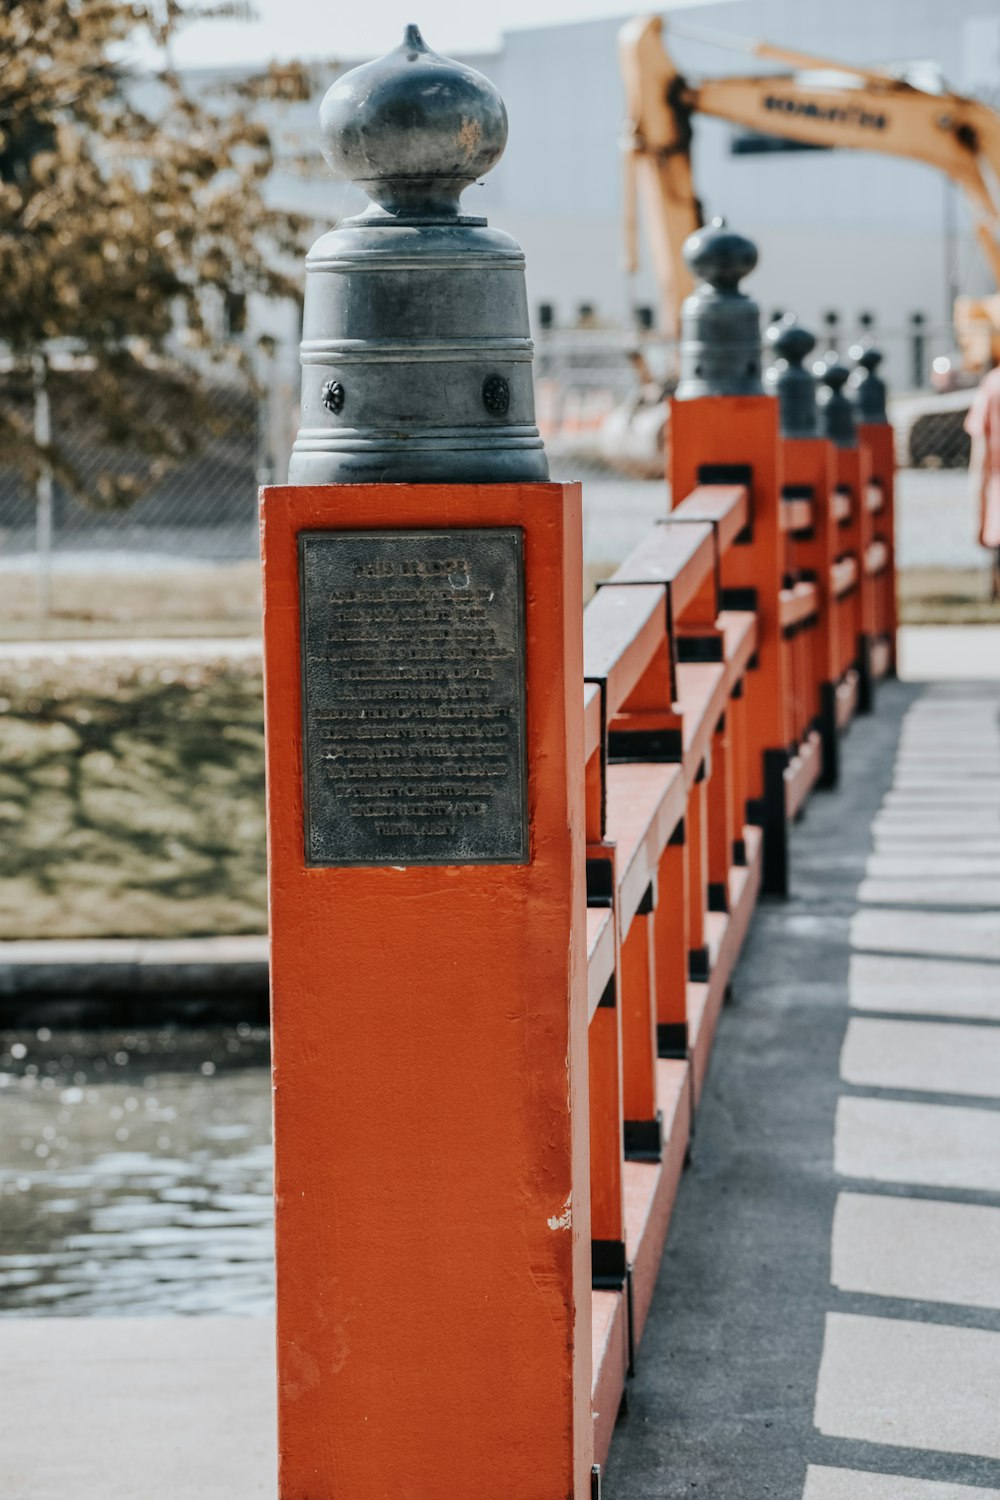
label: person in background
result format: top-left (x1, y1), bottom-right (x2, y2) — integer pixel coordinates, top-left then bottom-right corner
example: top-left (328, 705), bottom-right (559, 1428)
top-left (965, 364), bottom-right (1000, 600)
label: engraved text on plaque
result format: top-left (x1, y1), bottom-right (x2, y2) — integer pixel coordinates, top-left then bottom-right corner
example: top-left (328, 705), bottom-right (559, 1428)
top-left (300, 528), bottom-right (528, 865)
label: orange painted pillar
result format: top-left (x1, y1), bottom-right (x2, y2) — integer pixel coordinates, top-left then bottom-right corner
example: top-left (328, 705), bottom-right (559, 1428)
top-left (670, 394), bottom-right (789, 893)
top-left (589, 973), bottom-right (626, 1287)
top-left (707, 713), bottom-right (734, 912)
top-left (652, 832), bottom-right (689, 1057)
top-left (859, 422), bottom-right (898, 674)
top-left (728, 680), bottom-right (750, 864)
top-left (782, 437), bottom-right (840, 785)
top-left (834, 443), bottom-right (875, 712)
top-left (686, 770), bottom-right (709, 978)
top-left (261, 480), bottom-right (592, 1500)
top-left (619, 899), bottom-right (661, 1157)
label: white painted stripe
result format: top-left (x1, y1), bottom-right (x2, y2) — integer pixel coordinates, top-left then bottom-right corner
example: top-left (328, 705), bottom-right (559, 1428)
top-left (849, 953), bottom-right (1000, 1022)
top-left (887, 792), bottom-right (1000, 804)
top-left (886, 772), bottom-right (999, 785)
top-left (883, 788), bottom-right (1000, 800)
top-left (878, 791), bottom-right (1000, 801)
top-left (865, 855), bottom-right (1000, 877)
top-left (874, 816), bottom-right (1000, 832)
top-left (888, 775), bottom-right (1000, 784)
top-left (804, 1465), bottom-right (1000, 1500)
top-left (872, 853), bottom-right (1000, 869)
top-left (815, 1312), bottom-right (1000, 1459)
top-left (893, 756), bottom-right (1000, 765)
top-left (889, 767), bottom-right (1000, 776)
top-left (873, 833), bottom-right (1000, 848)
top-left (840, 1018), bottom-right (1000, 1099)
top-left (835, 1096), bottom-right (1000, 1192)
top-left (858, 878), bottom-right (1000, 907)
top-left (831, 1193), bottom-right (1000, 1309)
top-left (882, 822), bottom-right (1000, 833)
top-left (902, 700), bottom-right (1000, 711)
top-left (879, 810), bottom-right (1000, 823)
top-left (878, 793), bottom-right (1000, 804)
top-left (851, 908), bottom-right (1000, 962)
top-left (878, 811), bottom-right (1000, 826)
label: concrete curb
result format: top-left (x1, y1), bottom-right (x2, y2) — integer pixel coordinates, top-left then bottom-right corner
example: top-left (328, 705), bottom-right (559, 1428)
top-left (0, 935), bottom-right (269, 1028)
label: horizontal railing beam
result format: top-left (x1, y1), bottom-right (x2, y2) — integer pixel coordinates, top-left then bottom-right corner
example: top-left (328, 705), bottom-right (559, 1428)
top-left (670, 483), bottom-right (750, 550)
top-left (584, 583), bottom-right (669, 722)
top-left (609, 520), bottom-right (715, 622)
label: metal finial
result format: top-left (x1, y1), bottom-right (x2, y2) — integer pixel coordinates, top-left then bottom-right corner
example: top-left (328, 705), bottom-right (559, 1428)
top-left (816, 356), bottom-right (857, 448)
top-left (684, 216), bottom-right (758, 290)
top-left (318, 26), bottom-right (508, 221)
top-left (764, 315), bottom-right (818, 439)
top-left (849, 343), bottom-right (888, 424)
top-left (675, 218), bottom-right (764, 399)
top-left (288, 26), bottom-right (547, 485)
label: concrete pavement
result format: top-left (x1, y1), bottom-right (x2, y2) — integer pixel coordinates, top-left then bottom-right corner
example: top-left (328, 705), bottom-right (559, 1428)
top-left (606, 678), bottom-right (1000, 1499)
top-left (2, 1317), bottom-right (276, 1500)
top-left (3, 679), bottom-right (1000, 1498)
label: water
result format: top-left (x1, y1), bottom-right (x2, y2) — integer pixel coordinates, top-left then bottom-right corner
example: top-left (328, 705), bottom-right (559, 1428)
top-left (0, 1028), bottom-right (274, 1317)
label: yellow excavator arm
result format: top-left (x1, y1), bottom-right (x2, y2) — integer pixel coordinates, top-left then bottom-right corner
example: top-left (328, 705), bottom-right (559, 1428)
top-left (619, 16), bottom-right (701, 335)
top-left (620, 14), bottom-right (1000, 347)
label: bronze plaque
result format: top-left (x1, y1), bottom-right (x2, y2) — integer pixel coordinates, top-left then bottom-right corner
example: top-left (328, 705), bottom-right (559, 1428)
top-left (300, 528), bottom-right (528, 866)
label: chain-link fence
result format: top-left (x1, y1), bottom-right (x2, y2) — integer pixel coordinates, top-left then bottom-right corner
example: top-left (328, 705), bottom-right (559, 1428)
top-left (536, 323), bottom-right (993, 608)
top-left (0, 374), bottom-right (296, 564)
top-left (0, 325), bottom-right (992, 637)
top-left (537, 322), bottom-right (977, 474)
top-left (0, 355), bottom-right (301, 637)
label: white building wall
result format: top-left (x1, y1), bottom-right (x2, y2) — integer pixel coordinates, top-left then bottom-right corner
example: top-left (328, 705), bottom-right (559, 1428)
top-left (468, 0), bottom-right (999, 385)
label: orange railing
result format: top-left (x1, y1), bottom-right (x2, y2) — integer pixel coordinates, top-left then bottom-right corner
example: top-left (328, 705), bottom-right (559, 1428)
top-left (579, 399), bottom-right (896, 1468)
top-left (261, 392), bottom-right (898, 1497)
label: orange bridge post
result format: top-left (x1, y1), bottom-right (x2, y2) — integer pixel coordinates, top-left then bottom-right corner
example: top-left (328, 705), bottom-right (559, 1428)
top-left (261, 31), bottom-right (593, 1500)
top-left (669, 222), bottom-right (790, 895)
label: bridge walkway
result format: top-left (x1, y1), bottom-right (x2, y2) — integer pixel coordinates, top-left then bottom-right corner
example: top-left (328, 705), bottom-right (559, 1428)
top-left (606, 675), bottom-right (1000, 1500)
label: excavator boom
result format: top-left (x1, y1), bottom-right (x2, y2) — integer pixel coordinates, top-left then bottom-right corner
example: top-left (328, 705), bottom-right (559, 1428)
top-left (620, 14), bottom-right (1000, 347)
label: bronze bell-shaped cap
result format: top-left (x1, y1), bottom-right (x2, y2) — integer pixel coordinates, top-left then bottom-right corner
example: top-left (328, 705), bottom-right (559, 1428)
top-left (765, 315), bottom-right (819, 439)
top-left (675, 218), bottom-right (765, 400)
top-left (849, 343), bottom-right (889, 424)
top-left (318, 23), bottom-right (507, 221)
top-left (815, 355), bottom-right (857, 448)
top-left (288, 25), bottom-right (548, 486)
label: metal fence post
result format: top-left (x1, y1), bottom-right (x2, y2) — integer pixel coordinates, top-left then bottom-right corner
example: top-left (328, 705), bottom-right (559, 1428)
top-left (31, 350), bottom-right (54, 620)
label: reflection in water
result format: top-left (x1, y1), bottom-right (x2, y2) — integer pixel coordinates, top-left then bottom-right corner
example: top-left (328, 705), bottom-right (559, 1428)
top-left (0, 1027), bottom-right (274, 1316)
